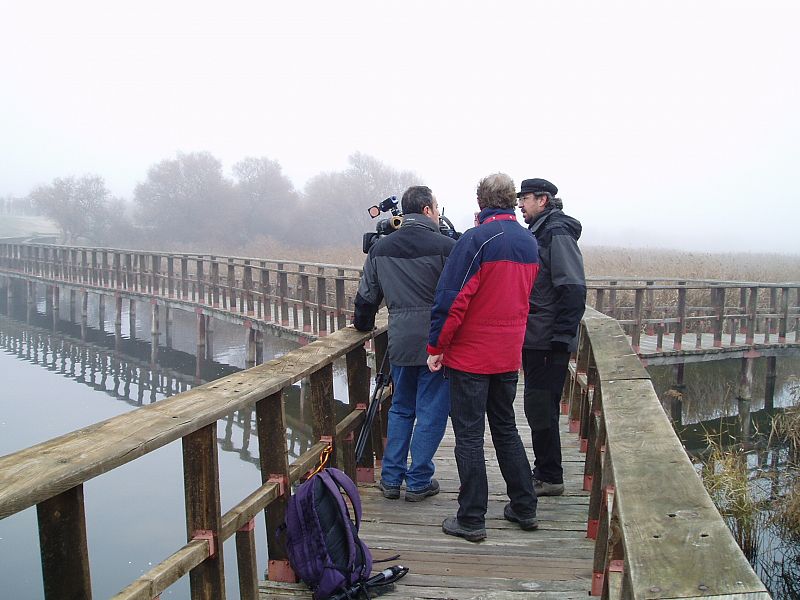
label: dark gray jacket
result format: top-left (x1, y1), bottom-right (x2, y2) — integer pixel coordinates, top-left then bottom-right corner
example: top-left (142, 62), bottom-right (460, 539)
top-left (353, 214), bottom-right (456, 366)
top-left (524, 207), bottom-right (587, 352)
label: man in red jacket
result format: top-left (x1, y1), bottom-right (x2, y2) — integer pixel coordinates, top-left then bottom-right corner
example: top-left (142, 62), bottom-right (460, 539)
top-left (427, 173), bottom-right (540, 542)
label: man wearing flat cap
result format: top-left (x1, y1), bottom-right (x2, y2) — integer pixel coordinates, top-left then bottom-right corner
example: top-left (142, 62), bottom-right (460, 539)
top-left (517, 178), bottom-right (586, 497)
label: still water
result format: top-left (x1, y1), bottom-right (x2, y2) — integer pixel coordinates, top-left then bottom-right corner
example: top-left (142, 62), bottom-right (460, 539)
top-left (0, 292), bottom-right (351, 599)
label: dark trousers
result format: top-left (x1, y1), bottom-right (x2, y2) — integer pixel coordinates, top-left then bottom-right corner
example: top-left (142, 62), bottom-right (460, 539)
top-left (448, 368), bottom-right (537, 528)
top-left (522, 349), bottom-right (570, 485)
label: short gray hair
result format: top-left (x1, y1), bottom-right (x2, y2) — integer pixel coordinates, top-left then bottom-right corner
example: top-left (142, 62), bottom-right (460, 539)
top-left (476, 173), bottom-right (516, 210)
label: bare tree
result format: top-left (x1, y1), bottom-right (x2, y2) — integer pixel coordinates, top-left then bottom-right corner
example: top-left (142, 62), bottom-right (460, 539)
top-left (29, 175), bottom-right (114, 243)
top-left (232, 157), bottom-right (298, 242)
top-left (301, 152), bottom-right (421, 246)
top-left (134, 151), bottom-right (235, 244)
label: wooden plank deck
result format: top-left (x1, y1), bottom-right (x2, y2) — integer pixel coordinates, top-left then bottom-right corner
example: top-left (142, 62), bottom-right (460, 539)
top-left (260, 379), bottom-right (593, 599)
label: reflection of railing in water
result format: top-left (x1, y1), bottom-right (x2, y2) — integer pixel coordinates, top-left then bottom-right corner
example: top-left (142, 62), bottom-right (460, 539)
top-left (0, 309), bottom-right (392, 599)
top-left (0, 313), bottom-right (319, 465)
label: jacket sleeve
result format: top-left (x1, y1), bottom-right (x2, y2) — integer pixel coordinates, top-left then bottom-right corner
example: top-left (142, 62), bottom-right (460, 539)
top-left (352, 255), bottom-right (383, 331)
top-left (427, 236), bottom-right (481, 354)
top-left (549, 232), bottom-right (587, 345)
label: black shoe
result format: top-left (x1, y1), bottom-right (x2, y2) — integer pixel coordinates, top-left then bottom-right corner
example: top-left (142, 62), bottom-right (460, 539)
top-left (442, 516), bottom-right (486, 542)
top-left (378, 480), bottom-right (400, 499)
top-left (503, 503), bottom-right (539, 530)
top-left (405, 478), bottom-right (439, 502)
top-left (533, 478), bottom-right (564, 497)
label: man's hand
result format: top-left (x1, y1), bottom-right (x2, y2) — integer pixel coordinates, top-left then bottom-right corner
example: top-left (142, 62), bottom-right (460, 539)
top-left (427, 353), bottom-right (443, 372)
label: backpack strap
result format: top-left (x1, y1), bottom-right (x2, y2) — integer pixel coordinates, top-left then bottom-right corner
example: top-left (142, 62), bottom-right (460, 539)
top-left (316, 469), bottom-right (359, 570)
top-left (325, 468), bottom-right (363, 529)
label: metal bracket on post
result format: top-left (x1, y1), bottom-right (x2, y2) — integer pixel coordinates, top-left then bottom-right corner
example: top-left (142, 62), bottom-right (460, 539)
top-left (268, 474), bottom-right (289, 499)
top-left (192, 529), bottom-right (216, 558)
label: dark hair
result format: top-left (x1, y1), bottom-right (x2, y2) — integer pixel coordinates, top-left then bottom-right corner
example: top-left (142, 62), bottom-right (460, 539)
top-left (476, 173), bottom-right (516, 209)
top-left (401, 186), bottom-right (434, 214)
top-left (536, 192), bottom-right (564, 210)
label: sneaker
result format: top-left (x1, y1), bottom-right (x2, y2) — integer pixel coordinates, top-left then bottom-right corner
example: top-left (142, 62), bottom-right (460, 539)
top-left (405, 478), bottom-right (440, 502)
top-left (378, 480), bottom-right (400, 499)
top-left (442, 516), bottom-right (486, 542)
top-left (533, 478), bottom-right (565, 497)
top-left (503, 503), bottom-right (539, 531)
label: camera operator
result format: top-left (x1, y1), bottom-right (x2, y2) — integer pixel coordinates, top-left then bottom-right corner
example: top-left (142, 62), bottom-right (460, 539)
top-left (353, 185), bottom-right (456, 502)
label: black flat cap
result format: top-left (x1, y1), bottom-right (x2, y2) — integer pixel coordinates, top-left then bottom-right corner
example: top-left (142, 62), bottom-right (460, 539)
top-left (517, 178), bottom-right (558, 198)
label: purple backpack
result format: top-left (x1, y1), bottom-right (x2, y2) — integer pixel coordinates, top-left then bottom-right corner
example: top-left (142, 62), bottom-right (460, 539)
top-left (284, 468), bottom-right (373, 600)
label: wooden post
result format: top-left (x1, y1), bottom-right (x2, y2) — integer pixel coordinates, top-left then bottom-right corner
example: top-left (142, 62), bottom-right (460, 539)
top-left (317, 268), bottom-right (328, 336)
top-left (256, 390), bottom-right (295, 583)
top-left (608, 283), bottom-right (617, 320)
top-left (746, 287), bottom-right (757, 346)
top-left (260, 262), bottom-right (270, 321)
top-left (310, 363), bottom-right (337, 468)
top-left (227, 259), bottom-right (237, 311)
top-left (113, 253), bottom-right (122, 289)
top-left (595, 288), bottom-right (605, 315)
top-left (674, 287), bottom-right (687, 351)
top-left (210, 258), bottom-right (220, 307)
top-left (167, 256), bottom-right (175, 298)
top-left (181, 256), bottom-right (189, 299)
top-left (631, 288), bottom-right (644, 353)
top-left (278, 264), bottom-right (289, 326)
top-left (196, 257), bottom-right (205, 305)
top-left (244, 261), bottom-right (254, 316)
top-left (37, 485), bottom-right (93, 599)
top-left (779, 287), bottom-right (790, 343)
top-left (346, 344), bottom-right (371, 482)
top-left (335, 268), bottom-right (346, 331)
top-left (300, 266), bottom-right (312, 332)
top-left (196, 310), bottom-right (206, 381)
top-left (713, 287), bottom-right (725, 348)
top-left (182, 424), bottom-right (226, 599)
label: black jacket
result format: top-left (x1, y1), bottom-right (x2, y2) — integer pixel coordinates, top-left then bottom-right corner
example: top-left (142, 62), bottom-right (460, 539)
top-left (353, 214), bottom-right (456, 366)
top-left (524, 207), bottom-right (587, 352)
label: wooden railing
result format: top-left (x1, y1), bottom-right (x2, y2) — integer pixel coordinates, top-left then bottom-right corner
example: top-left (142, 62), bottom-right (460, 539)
top-left (0, 242), bottom-right (363, 336)
top-left (586, 278), bottom-right (800, 353)
top-left (0, 313), bottom-right (391, 600)
top-left (568, 307), bottom-right (770, 599)
top-left (3, 244), bottom-right (799, 354)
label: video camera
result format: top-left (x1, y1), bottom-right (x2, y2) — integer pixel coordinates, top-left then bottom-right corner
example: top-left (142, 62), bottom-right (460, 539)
top-left (362, 196), bottom-right (461, 254)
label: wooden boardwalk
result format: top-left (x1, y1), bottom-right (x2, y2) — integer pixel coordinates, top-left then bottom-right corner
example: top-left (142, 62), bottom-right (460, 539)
top-left (261, 379), bottom-right (593, 599)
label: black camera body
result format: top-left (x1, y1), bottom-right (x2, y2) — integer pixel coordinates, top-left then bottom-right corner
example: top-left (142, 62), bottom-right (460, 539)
top-left (362, 196), bottom-right (461, 254)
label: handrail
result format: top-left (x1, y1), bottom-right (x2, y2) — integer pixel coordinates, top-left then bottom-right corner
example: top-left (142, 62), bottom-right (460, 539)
top-left (569, 307), bottom-right (770, 599)
top-left (0, 310), bottom-right (391, 599)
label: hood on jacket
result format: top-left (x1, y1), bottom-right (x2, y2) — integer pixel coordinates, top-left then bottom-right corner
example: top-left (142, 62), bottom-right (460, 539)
top-left (529, 208), bottom-right (582, 241)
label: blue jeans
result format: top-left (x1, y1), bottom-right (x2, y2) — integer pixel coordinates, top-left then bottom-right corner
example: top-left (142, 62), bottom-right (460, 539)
top-left (448, 368), bottom-right (537, 528)
top-left (381, 365), bottom-right (450, 492)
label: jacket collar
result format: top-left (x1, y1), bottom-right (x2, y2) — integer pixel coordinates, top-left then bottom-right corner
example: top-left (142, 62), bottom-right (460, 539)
top-left (528, 206), bottom-right (560, 233)
top-left (401, 213), bottom-right (437, 231)
top-left (477, 208), bottom-right (516, 224)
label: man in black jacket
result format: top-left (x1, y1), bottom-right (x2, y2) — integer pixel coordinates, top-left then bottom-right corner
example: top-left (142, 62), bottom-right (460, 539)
top-left (518, 178), bottom-right (587, 496)
top-left (353, 186), bottom-right (456, 501)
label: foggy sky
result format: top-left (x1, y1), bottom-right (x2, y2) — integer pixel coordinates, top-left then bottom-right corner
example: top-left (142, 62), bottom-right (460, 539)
top-left (1, 1), bottom-right (798, 253)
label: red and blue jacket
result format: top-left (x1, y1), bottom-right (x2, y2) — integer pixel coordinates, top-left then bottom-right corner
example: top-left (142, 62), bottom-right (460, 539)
top-left (427, 208), bottom-right (539, 374)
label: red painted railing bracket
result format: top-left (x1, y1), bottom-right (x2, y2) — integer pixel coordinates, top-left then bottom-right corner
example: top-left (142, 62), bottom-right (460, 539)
top-left (192, 529), bottom-right (216, 558)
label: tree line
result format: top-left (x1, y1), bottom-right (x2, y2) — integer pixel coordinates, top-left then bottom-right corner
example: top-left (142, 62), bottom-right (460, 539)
top-left (24, 151), bottom-right (421, 249)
